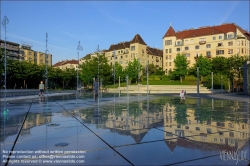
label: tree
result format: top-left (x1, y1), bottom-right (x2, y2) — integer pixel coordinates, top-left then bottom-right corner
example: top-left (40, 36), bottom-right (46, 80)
top-left (80, 53), bottom-right (112, 86)
top-left (124, 58), bottom-right (142, 84)
top-left (173, 53), bottom-right (188, 83)
top-left (211, 56), bottom-right (229, 76)
top-left (192, 54), bottom-right (212, 80)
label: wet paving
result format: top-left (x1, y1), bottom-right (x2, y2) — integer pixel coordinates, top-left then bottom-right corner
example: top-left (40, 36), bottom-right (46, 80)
top-left (1, 92), bottom-right (250, 165)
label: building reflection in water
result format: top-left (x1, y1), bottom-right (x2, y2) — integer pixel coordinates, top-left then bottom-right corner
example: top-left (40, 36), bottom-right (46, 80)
top-left (163, 98), bottom-right (250, 152)
top-left (1, 113), bottom-right (52, 142)
top-left (79, 97), bottom-right (249, 152)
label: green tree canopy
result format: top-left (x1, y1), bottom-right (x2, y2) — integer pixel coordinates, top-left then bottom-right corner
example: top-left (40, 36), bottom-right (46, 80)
top-left (173, 53), bottom-right (188, 83)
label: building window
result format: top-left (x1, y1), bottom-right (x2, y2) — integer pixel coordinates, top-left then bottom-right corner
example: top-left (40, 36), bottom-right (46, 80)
top-left (241, 41), bottom-right (243, 46)
top-left (165, 62), bottom-right (168, 66)
top-left (219, 36), bottom-right (222, 39)
top-left (217, 43), bottom-right (223, 47)
top-left (195, 45), bottom-right (199, 49)
top-left (242, 48), bottom-right (244, 54)
top-left (220, 138), bottom-right (223, 143)
top-left (237, 41), bottom-right (240, 46)
top-left (185, 53), bottom-right (190, 58)
top-left (216, 50), bottom-right (224, 55)
top-left (228, 34), bottom-right (234, 39)
top-left (229, 132), bottom-right (234, 137)
top-left (185, 126), bottom-right (189, 129)
top-left (206, 51), bottom-right (211, 56)
top-left (213, 36), bottom-right (216, 40)
top-left (165, 49), bottom-right (168, 53)
top-left (214, 138), bottom-right (217, 142)
top-left (169, 62), bottom-right (172, 66)
top-left (228, 123), bottom-right (234, 128)
top-left (196, 127), bottom-right (200, 131)
top-left (185, 46), bottom-right (189, 50)
top-left (125, 55), bottom-right (128, 58)
top-left (199, 38), bottom-right (205, 41)
top-left (126, 49), bottom-right (128, 53)
top-left (228, 41), bottom-right (233, 46)
top-left (237, 48), bottom-right (239, 53)
top-left (206, 44), bottom-right (211, 48)
top-left (176, 41), bottom-right (182, 46)
top-left (169, 55), bottom-right (172, 60)
top-left (131, 46), bottom-right (135, 51)
top-left (120, 61), bottom-right (122, 64)
top-left (110, 58), bottom-right (112, 60)
top-left (177, 48), bottom-right (180, 52)
top-left (190, 39), bottom-right (193, 43)
top-left (121, 56), bottom-right (123, 59)
top-left (165, 40), bottom-right (172, 46)
top-left (166, 55), bottom-right (168, 60)
top-left (228, 49), bottom-right (233, 54)
top-left (118, 51), bottom-right (120, 54)
top-left (185, 40), bottom-right (189, 44)
top-left (169, 48), bottom-right (172, 53)
top-left (152, 56), bottom-right (154, 59)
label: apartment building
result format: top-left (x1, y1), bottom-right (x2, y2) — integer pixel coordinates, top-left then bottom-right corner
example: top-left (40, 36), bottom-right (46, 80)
top-left (79, 49), bottom-right (107, 65)
top-left (163, 23), bottom-right (250, 74)
top-left (0, 39), bottom-right (24, 61)
top-left (20, 44), bottom-right (52, 66)
top-left (53, 59), bottom-right (79, 70)
top-left (105, 34), bottom-right (163, 69)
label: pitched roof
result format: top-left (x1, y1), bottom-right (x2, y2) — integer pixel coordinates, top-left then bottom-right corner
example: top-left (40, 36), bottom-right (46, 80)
top-left (130, 34), bottom-right (147, 45)
top-left (163, 23), bottom-right (250, 40)
top-left (53, 59), bottom-right (78, 67)
top-left (146, 47), bottom-right (163, 57)
top-left (163, 26), bottom-right (176, 38)
top-left (108, 41), bottom-right (130, 51)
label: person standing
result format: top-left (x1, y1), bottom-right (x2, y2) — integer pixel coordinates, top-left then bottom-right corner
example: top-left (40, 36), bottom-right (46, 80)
top-left (93, 78), bottom-right (99, 101)
top-left (39, 81), bottom-right (44, 96)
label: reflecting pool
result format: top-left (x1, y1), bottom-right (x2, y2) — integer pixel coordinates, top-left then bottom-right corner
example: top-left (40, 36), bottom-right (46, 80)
top-left (1, 93), bottom-right (249, 165)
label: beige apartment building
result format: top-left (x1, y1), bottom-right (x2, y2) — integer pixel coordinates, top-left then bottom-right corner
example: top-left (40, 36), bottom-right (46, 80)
top-left (53, 59), bottom-right (79, 70)
top-left (79, 50), bottom-right (107, 65)
top-left (163, 23), bottom-right (250, 74)
top-left (20, 44), bottom-right (52, 66)
top-left (105, 34), bottom-right (163, 69)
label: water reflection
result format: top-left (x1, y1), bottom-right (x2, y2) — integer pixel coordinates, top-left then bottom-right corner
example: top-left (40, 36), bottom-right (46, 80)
top-left (1, 113), bottom-right (52, 142)
top-left (79, 97), bottom-right (249, 152)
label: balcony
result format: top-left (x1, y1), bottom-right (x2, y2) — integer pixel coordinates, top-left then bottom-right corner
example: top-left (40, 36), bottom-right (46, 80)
top-left (199, 41), bottom-right (206, 45)
top-left (237, 36), bottom-right (246, 39)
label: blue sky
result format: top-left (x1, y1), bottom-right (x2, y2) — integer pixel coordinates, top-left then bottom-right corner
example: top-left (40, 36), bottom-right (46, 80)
top-left (1, 1), bottom-right (249, 65)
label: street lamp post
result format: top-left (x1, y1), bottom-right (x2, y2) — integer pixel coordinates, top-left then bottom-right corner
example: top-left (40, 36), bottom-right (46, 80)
top-left (2, 15), bottom-right (9, 112)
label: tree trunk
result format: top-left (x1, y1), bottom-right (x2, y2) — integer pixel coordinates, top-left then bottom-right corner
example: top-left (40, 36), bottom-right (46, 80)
top-left (180, 76), bottom-right (182, 83)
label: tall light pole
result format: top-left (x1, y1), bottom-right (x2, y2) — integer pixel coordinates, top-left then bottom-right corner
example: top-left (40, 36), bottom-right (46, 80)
top-left (45, 33), bottom-right (49, 96)
top-left (77, 41), bottom-right (83, 97)
top-left (2, 15), bottom-right (9, 112)
top-left (113, 49), bottom-right (116, 114)
top-left (197, 67), bottom-right (200, 96)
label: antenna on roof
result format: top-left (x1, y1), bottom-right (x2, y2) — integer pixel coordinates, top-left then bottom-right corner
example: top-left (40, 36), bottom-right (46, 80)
top-left (170, 23), bottom-right (172, 27)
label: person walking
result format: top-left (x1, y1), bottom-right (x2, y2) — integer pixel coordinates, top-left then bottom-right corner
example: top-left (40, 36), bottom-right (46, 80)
top-left (39, 81), bottom-right (44, 96)
top-left (93, 78), bottom-right (99, 101)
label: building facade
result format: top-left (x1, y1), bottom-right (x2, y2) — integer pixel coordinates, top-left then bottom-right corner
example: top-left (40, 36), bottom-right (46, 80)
top-left (53, 59), bottom-right (79, 70)
top-left (105, 34), bottom-right (163, 69)
top-left (163, 23), bottom-right (250, 74)
top-left (0, 40), bottom-right (24, 61)
top-left (20, 44), bottom-right (52, 66)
